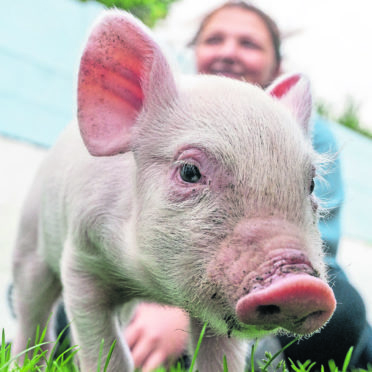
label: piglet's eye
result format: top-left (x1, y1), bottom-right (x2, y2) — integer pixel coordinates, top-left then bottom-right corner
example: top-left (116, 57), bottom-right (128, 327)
top-left (180, 163), bottom-right (201, 183)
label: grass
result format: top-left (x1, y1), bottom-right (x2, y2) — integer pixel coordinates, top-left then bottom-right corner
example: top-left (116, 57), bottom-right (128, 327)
top-left (1, 325), bottom-right (371, 372)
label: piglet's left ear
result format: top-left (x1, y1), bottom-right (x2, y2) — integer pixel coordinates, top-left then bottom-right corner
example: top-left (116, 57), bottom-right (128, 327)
top-left (266, 73), bottom-right (312, 134)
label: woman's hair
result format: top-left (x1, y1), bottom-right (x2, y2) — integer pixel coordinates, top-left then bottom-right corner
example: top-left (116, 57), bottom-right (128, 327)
top-left (189, 1), bottom-right (282, 66)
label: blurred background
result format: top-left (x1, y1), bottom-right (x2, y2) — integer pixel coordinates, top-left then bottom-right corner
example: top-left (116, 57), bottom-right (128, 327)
top-left (1, 0), bottom-right (371, 341)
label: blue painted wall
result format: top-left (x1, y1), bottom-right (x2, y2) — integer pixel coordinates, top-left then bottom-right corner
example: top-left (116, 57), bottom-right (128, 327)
top-left (0, 0), bottom-right (104, 146)
top-left (1, 0), bottom-right (371, 242)
top-left (331, 122), bottom-right (372, 243)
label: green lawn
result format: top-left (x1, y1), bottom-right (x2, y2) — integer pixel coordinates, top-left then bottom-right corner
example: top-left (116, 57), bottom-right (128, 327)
top-left (1, 325), bottom-right (371, 372)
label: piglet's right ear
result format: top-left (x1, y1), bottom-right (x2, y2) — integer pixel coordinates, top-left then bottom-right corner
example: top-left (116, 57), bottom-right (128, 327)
top-left (78, 10), bottom-right (178, 156)
top-left (266, 73), bottom-right (312, 135)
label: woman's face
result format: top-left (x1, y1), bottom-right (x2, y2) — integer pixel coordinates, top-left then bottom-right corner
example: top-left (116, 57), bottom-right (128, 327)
top-left (195, 7), bottom-right (279, 87)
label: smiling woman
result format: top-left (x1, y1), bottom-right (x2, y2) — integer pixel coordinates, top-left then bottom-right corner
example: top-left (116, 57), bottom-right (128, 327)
top-left (191, 2), bottom-right (280, 86)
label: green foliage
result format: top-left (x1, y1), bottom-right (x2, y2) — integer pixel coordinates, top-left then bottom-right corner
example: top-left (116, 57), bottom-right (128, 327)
top-left (76, 0), bottom-right (179, 27)
top-left (287, 345), bottom-right (372, 372)
top-left (315, 98), bottom-right (372, 139)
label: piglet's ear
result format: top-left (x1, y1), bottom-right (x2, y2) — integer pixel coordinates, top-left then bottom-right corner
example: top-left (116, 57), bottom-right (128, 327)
top-left (78, 10), bottom-right (177, 156)
top-left (266, 73), bottom-right (312, 134)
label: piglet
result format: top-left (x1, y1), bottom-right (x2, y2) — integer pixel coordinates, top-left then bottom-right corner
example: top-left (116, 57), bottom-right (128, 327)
top-left (12, 10), bottom-right (336, 372)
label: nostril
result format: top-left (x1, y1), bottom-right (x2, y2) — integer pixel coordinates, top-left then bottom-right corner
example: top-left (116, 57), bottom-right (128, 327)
top-left (257, 304), bottom-right (281, 316)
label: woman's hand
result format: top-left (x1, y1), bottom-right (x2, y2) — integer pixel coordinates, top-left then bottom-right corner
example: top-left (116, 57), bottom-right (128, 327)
top-left (124, 303), bottom-right (190, 372)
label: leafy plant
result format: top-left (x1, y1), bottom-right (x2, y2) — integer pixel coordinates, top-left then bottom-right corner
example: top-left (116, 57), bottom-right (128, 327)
top-left (289, 358), bottom-right (317, 372)
top-left (76, 0), bottom-right (180, 27)
top-left (258, 337), bottom-right (300, 372)
top-left (315, 98), bottom-right (372, 139)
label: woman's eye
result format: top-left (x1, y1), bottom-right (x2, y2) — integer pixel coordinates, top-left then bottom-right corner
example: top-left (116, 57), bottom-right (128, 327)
top-left (180, 163), bottom-right (202, 183)
top-left (240, 39), bottom-right (257, 49)
top-left (203, 35), bottom-right (223, 45)
top-left (310, 179), bottom-right (315, 194)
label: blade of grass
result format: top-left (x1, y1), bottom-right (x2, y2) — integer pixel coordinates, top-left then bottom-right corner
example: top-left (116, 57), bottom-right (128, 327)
top-left (328, 359), bottom-right (338, 372)
top-left (0, 330), bottom-right (10, 366)
top-left (96, 339), bottom-right (104, 372)
top-left (30, 325), bottom-right (41, 362)
top-left (1, 330), bottom-right (5, 363)
top-left (46, 321), bottom-right (74, 370)
top-left (188, 322), bottom-right (208, 372)
top-left (250, 341), bottom-right (256, 372)
top-left (305, 360), bottom-right (317, 372)
top-left (54, 344), bottom-right (79, 368)
top-left (223, 354), bottom-right (229, 372)
top-left (262, 336), bottom-right (300, 372)
top-left (342, 347), bottom-right (353, 372)
top-left (103, 340), bottom-right (116, 372)
top-left (289, 358), bottom-right (316, 372)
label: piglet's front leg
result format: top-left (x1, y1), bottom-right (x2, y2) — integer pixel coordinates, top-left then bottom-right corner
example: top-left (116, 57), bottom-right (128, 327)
top-left (61, 242), bottom-right (134, 372)
top-left (190, 319), bottom-right (247, 372)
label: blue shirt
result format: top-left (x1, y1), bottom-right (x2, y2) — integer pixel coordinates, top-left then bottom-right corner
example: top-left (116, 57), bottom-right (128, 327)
top-left (312, 115), bottom-right (344, 264)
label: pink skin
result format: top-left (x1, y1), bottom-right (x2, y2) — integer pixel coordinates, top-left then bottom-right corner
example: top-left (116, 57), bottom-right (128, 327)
top-left (195, 7), bottom-right (280, 87)
top-left (236, 275), bottom-right (336, 334)
top-left (78, 44), bottom-right (144, 155)
top-left (124, 304), bottom-right (189, 372)
top-left (169, 147), bottom-right (231, 201)
top-left (12, 11), bottom-right (336, 372)
top-left (208, 218), bottom-right (336, 335)
top-left (269, 74), bottom-right (301, 98)
top-left (78, 14), bottom-right (176, 156)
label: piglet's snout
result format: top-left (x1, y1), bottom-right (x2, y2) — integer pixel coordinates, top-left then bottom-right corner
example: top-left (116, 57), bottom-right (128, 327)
top-left (236, 275), bottom-right (336, 335)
